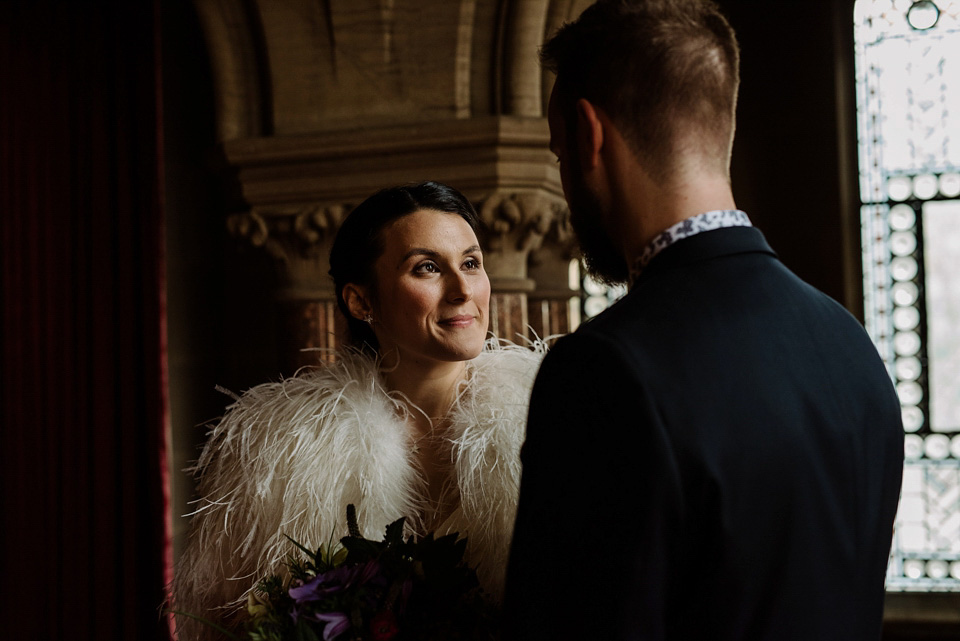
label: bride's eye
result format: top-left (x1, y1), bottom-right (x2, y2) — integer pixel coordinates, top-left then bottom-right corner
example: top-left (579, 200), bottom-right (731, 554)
top-left (463, 257), bottom-right (482, 270)
top-left (414, 261), bottom-right (440, 274)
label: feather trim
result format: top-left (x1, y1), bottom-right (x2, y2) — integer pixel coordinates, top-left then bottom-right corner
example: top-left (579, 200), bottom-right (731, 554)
top-left (172, 340), bottom-right (545, 636)
top-left (442, 337), bottom-right (548, 600)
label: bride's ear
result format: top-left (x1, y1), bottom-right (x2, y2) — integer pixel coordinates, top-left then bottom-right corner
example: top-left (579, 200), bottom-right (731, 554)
top-left (342, 284), bottom-right (373, 321)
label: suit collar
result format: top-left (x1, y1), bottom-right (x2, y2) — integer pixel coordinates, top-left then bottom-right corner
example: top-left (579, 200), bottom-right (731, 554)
top-left (631, 226), bottom-right (778, 288)
top-left (630, 210), bottom-right (752, 284)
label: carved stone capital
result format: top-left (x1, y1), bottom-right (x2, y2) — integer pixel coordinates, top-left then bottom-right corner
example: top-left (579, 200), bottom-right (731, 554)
top-left (528, 199), bottom-right (579, 294)
top-left (226, 202), bottom-right (351, 301)
top-left (478, 190), bottom-right (567, 291)
top-left (526, 199), bottom-right (580, 337)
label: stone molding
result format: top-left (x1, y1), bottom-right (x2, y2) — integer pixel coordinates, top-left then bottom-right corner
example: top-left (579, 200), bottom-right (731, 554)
top-left (222, 116), bottom-right (561, 207)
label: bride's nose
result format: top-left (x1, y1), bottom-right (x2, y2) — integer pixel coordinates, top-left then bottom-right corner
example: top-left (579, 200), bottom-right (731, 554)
top-left (446, 271), bottom-right (473, 303)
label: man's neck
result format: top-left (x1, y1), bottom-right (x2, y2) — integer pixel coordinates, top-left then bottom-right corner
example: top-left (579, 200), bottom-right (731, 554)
top-left (618, 171), bottom-right (737, 263)
top-left (592, 117), bottom-right (736, 277)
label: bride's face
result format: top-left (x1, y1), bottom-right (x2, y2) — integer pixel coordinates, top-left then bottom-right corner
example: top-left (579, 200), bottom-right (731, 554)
top-left (369, 209), bottom-right (490, 364)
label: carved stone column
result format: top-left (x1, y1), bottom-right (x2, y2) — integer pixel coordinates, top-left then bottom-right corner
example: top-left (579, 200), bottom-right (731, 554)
top-left (227, 202), bottom-right (350, 373)
top-left (528, 201), bottom-right (580, 338)
top-left (478, 190), bottom-right (567, 342)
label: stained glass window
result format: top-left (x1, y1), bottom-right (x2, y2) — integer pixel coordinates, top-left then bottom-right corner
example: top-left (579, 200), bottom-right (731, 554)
top-left (855, 0), bottom-right (960, 591)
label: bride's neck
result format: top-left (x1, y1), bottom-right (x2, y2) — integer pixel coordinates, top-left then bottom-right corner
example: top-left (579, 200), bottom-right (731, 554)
top-left (381, 353), bottom-right (467, 530)
top-left (381, 356), bottom-right (467, 434)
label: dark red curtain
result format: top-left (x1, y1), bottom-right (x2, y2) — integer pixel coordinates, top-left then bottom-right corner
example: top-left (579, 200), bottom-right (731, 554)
top-left (0, 1), bottom-right (172, 639)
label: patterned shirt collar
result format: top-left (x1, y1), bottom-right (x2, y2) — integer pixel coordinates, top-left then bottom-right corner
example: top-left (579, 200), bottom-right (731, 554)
top-left (629, 209), bottom-right (752, 286)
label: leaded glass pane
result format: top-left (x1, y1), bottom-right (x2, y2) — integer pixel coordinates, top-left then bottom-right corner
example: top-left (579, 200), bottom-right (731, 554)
top-left (855, 0), bottom-right (960, 591)
top-left (923, 200), bottom-right (960, 431)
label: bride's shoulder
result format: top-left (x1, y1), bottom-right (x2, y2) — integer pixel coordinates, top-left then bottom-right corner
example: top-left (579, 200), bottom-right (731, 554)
top-left (222, 350), bottom-right (376, 411)
top-left (447, 338), bottom-right (550, 450)
top-left (472, 336), bottom-right (550, 378)
top-left (197, 350), bottom-right (390, 456)
top-left (457, 337), bottom-right (551, 407)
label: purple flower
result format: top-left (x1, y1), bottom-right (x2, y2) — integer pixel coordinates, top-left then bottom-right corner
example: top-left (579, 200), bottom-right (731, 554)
top-left (289, 574), bottom-right (343, 602)
top-left (289, 561), bottom-right (382, 604)
top-left (313, 611), bottom-right (350, 641)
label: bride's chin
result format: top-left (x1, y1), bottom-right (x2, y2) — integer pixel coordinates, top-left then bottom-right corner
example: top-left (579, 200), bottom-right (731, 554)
top-left (443, 339), bottom-right (485, 362)
top-left (430, 327), bottom-right (486, 357)
top-left (450, 346), bottom-right (484, 362)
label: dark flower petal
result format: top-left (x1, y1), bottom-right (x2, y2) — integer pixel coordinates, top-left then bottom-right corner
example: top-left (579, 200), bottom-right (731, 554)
top-left (289, 576), bottom-right (325, 602)
top-left (313, 611), bottom-right (350, 641)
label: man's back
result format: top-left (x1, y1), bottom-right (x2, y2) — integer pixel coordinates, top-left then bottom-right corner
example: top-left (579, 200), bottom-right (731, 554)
top-left (505, 226), bottom-right (904, 640)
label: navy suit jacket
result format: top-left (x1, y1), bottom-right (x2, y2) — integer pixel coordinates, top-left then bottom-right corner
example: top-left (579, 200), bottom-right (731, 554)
top-left (503, 226), bottom-right (904, 640)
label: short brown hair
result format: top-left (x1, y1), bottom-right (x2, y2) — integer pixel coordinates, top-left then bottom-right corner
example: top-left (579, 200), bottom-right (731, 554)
top-left (541, 0), bottom-right (740, 182)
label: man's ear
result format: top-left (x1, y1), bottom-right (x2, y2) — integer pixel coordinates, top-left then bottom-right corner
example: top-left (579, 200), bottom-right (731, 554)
top-left (342, 284), bottom-right (373, 321)
top-left (575, 98), bottom-right (605, 170)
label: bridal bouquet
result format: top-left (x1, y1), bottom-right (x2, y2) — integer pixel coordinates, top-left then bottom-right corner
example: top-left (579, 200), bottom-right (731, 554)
top-left (240, 505), bottom-right (498, 641)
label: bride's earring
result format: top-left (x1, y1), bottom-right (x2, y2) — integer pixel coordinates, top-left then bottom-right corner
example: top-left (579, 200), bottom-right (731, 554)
top-left (363, 314), bottom-right (374, 324)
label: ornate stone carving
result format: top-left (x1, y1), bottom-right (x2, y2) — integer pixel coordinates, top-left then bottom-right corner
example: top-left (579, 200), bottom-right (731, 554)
top-left (475, 189), bottom-right (568, 340)
top-left (478, 190), bottom-right (566, 287)
top-left (528, 197), bottom-right (577, 291)
top-left (292, 203), bottom-right (349, 249)
top-left (528, 199), bottom-right (581, 337)
top-left (227, 202), bottom-right (350, 300)
top-left (225, 209), bottom-right (270, 248)
top-left (227, 202), bottom-right (352, 371)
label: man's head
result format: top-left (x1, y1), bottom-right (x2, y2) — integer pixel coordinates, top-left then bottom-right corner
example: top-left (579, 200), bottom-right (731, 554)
top-left (542, 0), bottom-right (740, 284)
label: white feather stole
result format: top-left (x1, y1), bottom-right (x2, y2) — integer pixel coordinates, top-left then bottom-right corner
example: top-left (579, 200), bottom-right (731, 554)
top-left (172, 339), bottom-right (545, 637)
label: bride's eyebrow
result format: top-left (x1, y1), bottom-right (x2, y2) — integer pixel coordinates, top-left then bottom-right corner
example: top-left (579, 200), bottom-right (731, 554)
top-left (398, 245), bottom-right (482, 266)
top-left (399, 248), bottom-right (439, 264)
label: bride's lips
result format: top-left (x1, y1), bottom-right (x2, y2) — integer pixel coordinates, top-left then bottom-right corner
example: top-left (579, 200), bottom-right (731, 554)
top-left (439, 314), bottom-right (475, 328)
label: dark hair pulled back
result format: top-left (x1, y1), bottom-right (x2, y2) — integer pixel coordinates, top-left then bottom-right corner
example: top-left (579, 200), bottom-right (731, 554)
top-left (328, 181), bottom-right (482, 350)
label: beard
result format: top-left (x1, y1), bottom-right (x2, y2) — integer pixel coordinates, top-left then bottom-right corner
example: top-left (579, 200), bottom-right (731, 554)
top-left (565, 164), bottom-right (629, 287)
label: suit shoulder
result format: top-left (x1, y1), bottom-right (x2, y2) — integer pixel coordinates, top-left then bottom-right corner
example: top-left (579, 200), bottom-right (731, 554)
top-left (537, 324), bottom-right (639, 381)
